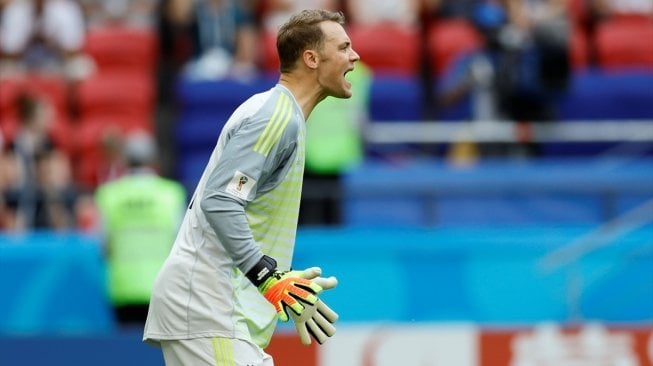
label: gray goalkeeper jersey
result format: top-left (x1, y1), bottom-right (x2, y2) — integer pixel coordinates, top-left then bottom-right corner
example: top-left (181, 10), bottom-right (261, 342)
top-left (144, 84), bottom-right (306, 348)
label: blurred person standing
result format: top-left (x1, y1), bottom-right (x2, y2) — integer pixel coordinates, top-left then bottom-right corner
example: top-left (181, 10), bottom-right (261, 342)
top-left (79, 125), bottom-right (128, 190)
top-left (94, 131), bottom-right (187, 326)
top-left (437, 0), bottom-right (571, 124)
top-left (501, 0), bottom-right (571, 121)
top-left (2, 91), bottom-right (78, 230)
top-left (438, 0), bottom-right (571, 124)
top-left (144, 9), bottom-right (358, 365)
top-left (31, 148), bottom-right (79, 229)
top-left (2, 147), bottom-right (79, 233)
top-left (438, 1), bottom-right (570, 157)
top-left (165, 0), bottom-right (259, 80)
top-left (438, 2), bottom-right (507, 122)
top-left (0, 0), bottom-right (95, 80)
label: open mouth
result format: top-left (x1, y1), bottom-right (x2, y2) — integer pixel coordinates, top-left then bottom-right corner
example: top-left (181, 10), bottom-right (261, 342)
top-left (344, 67), bottom-right (354, 78)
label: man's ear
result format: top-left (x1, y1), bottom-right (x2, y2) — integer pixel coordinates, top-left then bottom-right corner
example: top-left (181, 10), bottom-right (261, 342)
top-left (303, 50), bottom-right (319, 70)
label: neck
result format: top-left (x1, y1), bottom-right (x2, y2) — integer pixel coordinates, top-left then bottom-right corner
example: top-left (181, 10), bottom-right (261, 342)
top-left (278, 73), bottom-right (326, 120)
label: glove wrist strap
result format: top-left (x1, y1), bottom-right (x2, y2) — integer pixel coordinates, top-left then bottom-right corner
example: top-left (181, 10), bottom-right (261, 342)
top-left (245, 255), bottom-right (277, 287)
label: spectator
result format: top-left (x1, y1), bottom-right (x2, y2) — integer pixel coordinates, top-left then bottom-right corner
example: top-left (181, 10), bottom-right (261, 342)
top-left (3, 149), bottom-right (78, 231)
top-left (156, 0), bottom-right (195, 104)
top-left (165, 0), bottom-right (259, 80)
top-left (0, 92), bottom-right (43, 229)
top-left (501, 0), bottom-right (571, 120)
top-left (158, 0), bottom-right (201, 72)
top-left (87, 125), bottom-right (128, 189)
top-left (0, 0), bottom-right (95, 80)
top-left (32, 148), bottom-right (79, 229)
top-left (94, 130), bottom-right (186, 327)
top-left (74, 191), bottom-right (100, 232)
top-left (439, 1), bottom-right (571, 124)
top-left (2, 91), bottom-right (79, 230)
top-left (437, 2), bottom-right (508, 122)
top-left (436, 1), bottom-right (569, 157)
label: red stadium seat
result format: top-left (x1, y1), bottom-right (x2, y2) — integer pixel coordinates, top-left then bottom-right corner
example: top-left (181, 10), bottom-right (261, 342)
top-left (427, 19), bottom-right (482, 76)
top-left (84, 25), bottom-right (159, 74)
top-left (594, 15), bottom-right (653, 70)
top-left (347, 22), bottom-right (420, 76)
top-left (75, 72), bottom-right (155, 123)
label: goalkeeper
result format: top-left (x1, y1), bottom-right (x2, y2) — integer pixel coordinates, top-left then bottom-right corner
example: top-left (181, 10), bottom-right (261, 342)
top-left (144, 9), bottom-right (360, 365)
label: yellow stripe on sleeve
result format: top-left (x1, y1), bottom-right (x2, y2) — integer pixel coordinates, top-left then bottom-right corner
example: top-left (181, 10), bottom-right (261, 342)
top-left (254, 94), bottom-right (285, 153)
top-left (254, 93), bottom-right (292, 156)
top-left (261, 103), bottom-right (293, 156)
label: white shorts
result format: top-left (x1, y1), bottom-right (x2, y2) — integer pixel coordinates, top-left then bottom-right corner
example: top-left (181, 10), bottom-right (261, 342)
top-left (160, 337), bottom-right (274, 366)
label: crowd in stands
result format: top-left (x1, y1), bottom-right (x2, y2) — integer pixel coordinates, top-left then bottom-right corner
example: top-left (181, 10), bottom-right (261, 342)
top-left (1, 0), bottom-right (652, 232)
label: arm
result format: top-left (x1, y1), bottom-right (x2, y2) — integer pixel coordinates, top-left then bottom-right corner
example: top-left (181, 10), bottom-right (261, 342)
top-left (199, 114), bottom-right (295, 275)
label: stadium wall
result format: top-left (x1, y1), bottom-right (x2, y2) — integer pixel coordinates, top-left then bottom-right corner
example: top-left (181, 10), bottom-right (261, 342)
top-left (1, 226), bottom-right (652, 365)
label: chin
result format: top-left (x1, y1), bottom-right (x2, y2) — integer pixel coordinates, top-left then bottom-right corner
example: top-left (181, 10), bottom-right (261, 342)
top-left (336, 88), bottom-right (353, 99)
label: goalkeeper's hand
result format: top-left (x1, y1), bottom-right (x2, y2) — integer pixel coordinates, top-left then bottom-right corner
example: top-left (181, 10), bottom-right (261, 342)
top-left (290, 267), bottom-right (339, 345)
top-left (245, 256), bottom-right (340, 345)
top-left (245, 255), bottom-right (323, 322)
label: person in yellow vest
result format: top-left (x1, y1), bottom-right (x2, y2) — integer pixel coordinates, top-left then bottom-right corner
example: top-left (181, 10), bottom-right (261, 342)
top-left (300, 61), bottom-right (371, 225)
top-left (95, 130), bottom-right (187, 326)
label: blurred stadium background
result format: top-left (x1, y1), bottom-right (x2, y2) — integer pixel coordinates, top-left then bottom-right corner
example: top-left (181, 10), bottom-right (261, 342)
top-left (1, 0), bottom-right (652, 365)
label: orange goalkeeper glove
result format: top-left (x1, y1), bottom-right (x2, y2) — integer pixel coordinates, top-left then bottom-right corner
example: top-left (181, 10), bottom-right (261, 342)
top-left (246, 255), bottom-right (323, 322)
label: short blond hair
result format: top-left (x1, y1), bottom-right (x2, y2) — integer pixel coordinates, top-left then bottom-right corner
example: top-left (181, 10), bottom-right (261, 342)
top-left (276, 9), bottom-right (346, 73)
